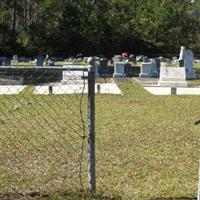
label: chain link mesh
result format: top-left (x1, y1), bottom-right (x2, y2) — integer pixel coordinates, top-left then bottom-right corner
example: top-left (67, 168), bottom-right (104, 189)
top-left (0, 67), bottom-right (89, 198)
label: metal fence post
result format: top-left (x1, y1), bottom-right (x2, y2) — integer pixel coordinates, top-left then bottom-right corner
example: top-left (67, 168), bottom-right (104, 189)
top-left (198, 160), bottom-right (200, 200)
top-left (87, 57), bottom-right (96, 193)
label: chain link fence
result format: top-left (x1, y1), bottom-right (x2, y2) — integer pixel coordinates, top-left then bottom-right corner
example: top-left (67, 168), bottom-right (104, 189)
top-left (0, 64), bottom-right (96, 199)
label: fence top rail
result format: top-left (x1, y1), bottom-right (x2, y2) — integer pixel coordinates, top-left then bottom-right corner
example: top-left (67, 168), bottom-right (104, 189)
top-left (0, 65), bottom-right (89, 71)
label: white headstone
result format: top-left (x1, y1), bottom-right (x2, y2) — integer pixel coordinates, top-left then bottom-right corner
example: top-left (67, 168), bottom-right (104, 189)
top-left (13, 54), bottom-right (18, 62)
top-left (179, 46), bottom-right (186, 60)
top-left (158, 66), bottom-right (187, 87)
top-left (62, 65), bottom-right (88, 84)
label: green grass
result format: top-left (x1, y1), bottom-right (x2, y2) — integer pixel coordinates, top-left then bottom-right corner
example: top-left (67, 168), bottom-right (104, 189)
top-left (13, 61), bottom-right (65, 66)
top-left (1, 81), bottom-right (200, 199)
top-left (13, 61), bottom-right (84, 66)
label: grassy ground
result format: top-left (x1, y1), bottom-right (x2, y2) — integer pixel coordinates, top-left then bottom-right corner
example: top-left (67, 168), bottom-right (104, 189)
top-left (1, 80), bottom-right (200, 200)
top-left (13, 61), bottom-right (65, 66)
top-left (95, 81), bottom-right (200, 200)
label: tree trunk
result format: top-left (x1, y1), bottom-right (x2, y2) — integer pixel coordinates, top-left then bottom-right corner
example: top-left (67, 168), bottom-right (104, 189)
top-left (12, 0), bottom-right (17, 34)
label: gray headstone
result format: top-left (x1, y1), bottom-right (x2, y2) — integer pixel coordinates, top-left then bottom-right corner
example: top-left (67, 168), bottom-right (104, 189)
top-left (143, 56), bottom-right (149, 62)
top-left (139, 61), bottom-right (158, 77)
top-left (36, 55), bottom-right (44, 66)
top-left (155, 58), bottom-right (161, 72)
top-left (184, 50), bottom-right (196, 79)
top-left (2, 58), bottom-right (11, 66)
top-left (98, 58), bottom-right (108, 75)
top-left (13, 54), bottom-right (18, 62)
top-left (113, 62), bottom-right (126, 78)
top-left (124, 63), bottom-right (133, 76)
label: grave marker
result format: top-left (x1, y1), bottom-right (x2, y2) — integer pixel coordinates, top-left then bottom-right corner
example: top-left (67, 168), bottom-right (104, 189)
top-left (158, 66), bottom-right (187, 87)
top-left (184, 50), bottom-right (196, 79)
top-left (139, 60), bottom-right (158, 77)
top-left (36, 55), bottom-right (44, 66)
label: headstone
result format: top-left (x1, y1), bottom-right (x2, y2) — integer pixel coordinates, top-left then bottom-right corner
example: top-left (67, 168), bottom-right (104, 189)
top-left (124, 63), bottom-right (133, 76)
top-left (159, 57), bottom-right (167, 62)
top-left (158, 66), bottom-right (187, 87)
top-left (45, 54), bottom-right (49, 65)
top-left (2, 57), bottom-right (11, 66)
top-left (139, 61), bottom-right (158, 77)
top-left (184, 50), bottom-right (196, 79)
top-left (83, 57), bottom-right (89, 62)
top-left (155, 58), bottom-right (161, 73)
top-left (62, 67), bottom-right (88, 84)
top-left (136, 55), bottom-right (144, 62)
top-left (98, 58), bottom-right (108, 76)
top-left (129, 54), bottom-right (135, 62)
top-left (178, 59), bottom-right (184, 67)
top-left (48, 59), bottom-right (54, 66)
top-left (36, 55), bottom-right (44, 66)
top-left (77, 57), bottom-right (83, 62)
top-left (13, 54), bottom-right (18, 62)
top-left (179, 46), bottom-right (186, 60)
top-left (143, 56), bottom-right (149, 62)
top-left (76, 53), bottom-right (83, 59)
top-left (112, 55), bottom-right (124, 62)
top-left (113, 62), bottom-right (126, 78)
top-left (87, 57), bottom-right (99, 77)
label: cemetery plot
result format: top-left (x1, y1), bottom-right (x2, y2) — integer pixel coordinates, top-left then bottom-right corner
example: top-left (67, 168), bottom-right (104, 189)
top-left (0, 85), bottom-right (26, 95)
top-left (144, 86), bottom-right (200, 95)
top-left (34, 83), bottom-right (121, 95)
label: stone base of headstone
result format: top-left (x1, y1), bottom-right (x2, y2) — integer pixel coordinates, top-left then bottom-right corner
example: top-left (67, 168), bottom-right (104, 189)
top-left (158, 81), bottom-right (187, 87)
top-left (113, 73), bottom-right (126, 78)
top-left (186, 69), bottom-right (196, 79)
top-left (158, 66), bottom-right (188, 87)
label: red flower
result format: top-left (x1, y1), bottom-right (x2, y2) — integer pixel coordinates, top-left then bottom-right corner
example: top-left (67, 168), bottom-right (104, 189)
top-left (122, 52), bottom-right (128, 57)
